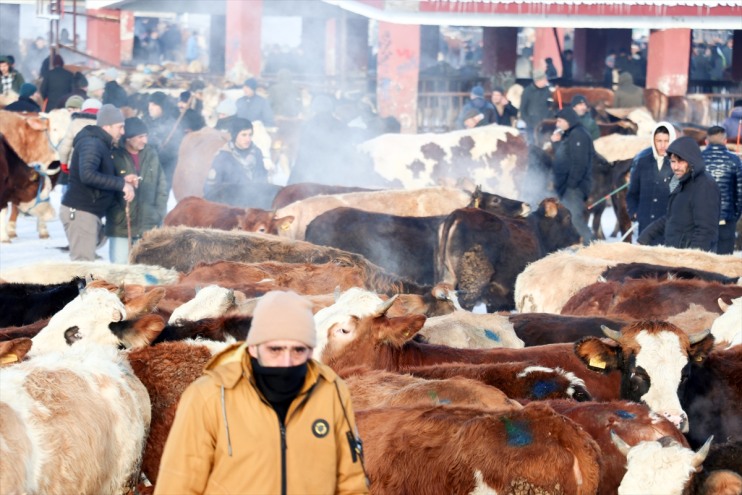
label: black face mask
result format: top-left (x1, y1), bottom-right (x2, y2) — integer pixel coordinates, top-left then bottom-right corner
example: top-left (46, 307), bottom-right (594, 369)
top-left (250, 356), bottom-right (308, 405)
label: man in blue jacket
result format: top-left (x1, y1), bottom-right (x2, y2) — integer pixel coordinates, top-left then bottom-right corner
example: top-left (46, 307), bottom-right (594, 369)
top-left (703, 126), bottom-right (742, 254)
top-left (60, 104), bottom-right (138, 261)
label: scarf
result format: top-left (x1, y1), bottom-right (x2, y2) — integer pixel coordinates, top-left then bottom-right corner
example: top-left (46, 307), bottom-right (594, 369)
top-left (251, 357), bottom-right (308, 424)
top-left (669, 175), bottom-right (681, 193)
top-left (1, 73), bottom-right (13, 95)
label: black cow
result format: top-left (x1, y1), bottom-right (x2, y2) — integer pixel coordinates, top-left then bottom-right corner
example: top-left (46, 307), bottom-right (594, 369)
top-left (601, 262), bottom-right (739, 285)
top-left (510, 313), bottom-right (630, 346)
top-left (435, 198), bottom-right (580, 311)
top-left (0, 277), bottom-right (86, 327)
top-left (305, 191), bottom-right (529, 285)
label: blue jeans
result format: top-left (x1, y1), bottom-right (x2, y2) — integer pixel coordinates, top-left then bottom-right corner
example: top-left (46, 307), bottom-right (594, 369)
top-left (108, 236), bottom-right (139, 264)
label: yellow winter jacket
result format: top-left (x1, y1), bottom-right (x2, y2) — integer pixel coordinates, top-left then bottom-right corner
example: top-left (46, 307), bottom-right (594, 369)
top-left (154, 342), bottom-right (369, 495)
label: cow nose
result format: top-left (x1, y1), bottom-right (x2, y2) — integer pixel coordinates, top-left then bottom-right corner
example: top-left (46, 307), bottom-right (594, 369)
top-left (663, 411), bottom-right (689, 432)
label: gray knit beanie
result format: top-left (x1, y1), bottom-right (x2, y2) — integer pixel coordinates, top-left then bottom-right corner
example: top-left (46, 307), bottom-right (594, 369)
top-left (96, 104), bottom-right (125, 126)
top-left (246, 291), bottom-right (317, 348)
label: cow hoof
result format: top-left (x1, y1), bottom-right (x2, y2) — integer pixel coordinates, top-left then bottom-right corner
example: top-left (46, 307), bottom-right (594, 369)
top-left (39, 233), bottom-right (50, 239)
top-left (8, 232), bottom-right (17, 238)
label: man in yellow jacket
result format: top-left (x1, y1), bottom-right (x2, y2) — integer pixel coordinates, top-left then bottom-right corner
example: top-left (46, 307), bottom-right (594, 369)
top-left (155, 291), bottom-right (369, 495)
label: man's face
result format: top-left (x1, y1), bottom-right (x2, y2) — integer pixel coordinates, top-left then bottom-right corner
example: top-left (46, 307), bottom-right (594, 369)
top-left (243, 85), bottom-right (255, 97)
top-left (104, 123), bottom-right (125, 141)
top-left (126, 133), bottom-right (148, 152)
top-left (234, 128), bottom-right (253, 149)
top-left (177, 100), bottom-right (188, 112)
top-left (670, 155), bottom-right (690, 178)
top-left (573, 102), bottom-right (587, 116)
top-left (491, 91), bottom-right (503, 105)
top-left (0, 62), bottom-right (9, 75)
top-left (148, 102), bottom-right (162, 119)
top-left (556, 117), bottom-right (569, 131)
top-left (534, 78), bottom-right (548, 88)
top-left (249, 339), bottom-right (312, 367)
top-left (654, 132), bottom-right (670, 156)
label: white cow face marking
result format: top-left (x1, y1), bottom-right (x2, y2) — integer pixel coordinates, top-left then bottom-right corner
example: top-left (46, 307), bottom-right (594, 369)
top-left (710, 297), bottom-right (742, 348)
top-left (168, 285), bottom-right (235, 324)
top-left (633, 331), bottom-right (690, 432)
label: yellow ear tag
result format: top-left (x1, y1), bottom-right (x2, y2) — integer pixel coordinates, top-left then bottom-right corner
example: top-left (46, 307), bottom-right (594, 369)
top-left (0, 354), bottom-right (20, 365)
top-left (473, 197), bottom-right (481, 208)
top-left (281, 223), bottom-right (290, 231)
top-left (589, 356), bottom-right (606, 369)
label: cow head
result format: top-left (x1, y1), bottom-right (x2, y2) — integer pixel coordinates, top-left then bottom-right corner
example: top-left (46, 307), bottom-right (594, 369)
top-left (468, 186), bottom-right (531, 217)
top-left (237, 209), bottom-right (294, 235)
top-left (320, 295), bottom-right (426, 369)
top-left (574, 321), bottom-right (714, 432)
top-left (534, 198), bottom-right (581, 252)
top-left (0, 111), bottom-right (60, 168)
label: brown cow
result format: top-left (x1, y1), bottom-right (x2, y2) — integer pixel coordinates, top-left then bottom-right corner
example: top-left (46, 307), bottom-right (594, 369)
top-left (509, 313), bottom-right (630, 346)
top-left (163, 196), bottom-right (293, 234)
top-left (0, 110), bottom-right (59, 169)
top-left (356, 402), bottom-right (601, 495)
top-left (271, 183), bottom-right (375, 209)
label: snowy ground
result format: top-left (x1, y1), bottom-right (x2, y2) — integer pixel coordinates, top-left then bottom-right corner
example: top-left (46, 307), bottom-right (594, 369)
top-left (0, 186), bottom-right (626, 273)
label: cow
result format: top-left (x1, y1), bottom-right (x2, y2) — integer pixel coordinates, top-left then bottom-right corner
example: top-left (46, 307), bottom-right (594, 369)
top-left (355, 402), bottom-right (601, 495)
top-left (0, 261), bottom-right (180, 286)
top-left (0, 277), bottom-right (86, 327)
top-left (271, 183), bottom-right (376, 209)
top-left (574, 321), bottom-right (713, 433)
top-left (319, 298), bottom-right (621, 401)
top-left (711, 297), bottom-right (742, 348)
top-left (546, 400), bottom-right (691, 495)
top-left (435, 198), bottom-right (581, 311)
top-left (275, 186), bottom-right (473, 241)
top-left (611, 433), bottom-right (712, 495)
top-left (600, 262), bottom-right (740, 285)
top-left (510, 313), bottom-right (630, 346)
top-left (575, 241), bottom-right (742, 278)
top-left (163, 196), bottom-right (294, 234)
top-left (357, 125), bottom-right (544, 204)
top-left (0, 110), bottom-right (59, 170)
top-left (561, 279), bottom-right (742, 331)
top-left (305, 192), bottom-right (529, 285)
top-left (166, 284), bottom-right (239, 325)
top-left (343, 368), bottom-right (523, 411)
top-left (402, 362), bottom-right (591, 402)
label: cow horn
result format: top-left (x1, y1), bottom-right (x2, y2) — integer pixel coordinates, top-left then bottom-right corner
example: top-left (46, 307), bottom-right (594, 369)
top-left (610, 430), bottom-right (631, 456)
top-left (692, 436), bottom-right (713, 468)
top-left (688, 329), bottom-right (710, 344)
top-left (601, 325), bottom-right (622, 341)
top-left (718, 297), bottom-right (730, 313)
top-left (375, 295), bottom-right (398, 316)
top-left (334, 286), bottom-right (342, 302)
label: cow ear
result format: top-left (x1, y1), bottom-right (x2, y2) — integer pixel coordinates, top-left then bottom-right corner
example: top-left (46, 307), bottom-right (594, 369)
top-left (275, 216), bottom-right (294, 232)
top-left (574, 337), bottom-right (620, 373)
top-left (543, 199), bottom-right (559, 218)
top-left (124, 287), bottom-right (166, 319)
top-left (113, 314), bottom-right (166, 349)
top-left (379, 314), bottom-right (426, 347)
top-left (0, 338), bottom-right (32, 366)
top-left (688, 331), bottom-right (715, 365)
top-left (26, 117), bottom-right (49, 131)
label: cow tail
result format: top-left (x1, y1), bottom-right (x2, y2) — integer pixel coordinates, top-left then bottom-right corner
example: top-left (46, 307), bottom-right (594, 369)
top-left (221, 385), bottom-right (233, 456)
top-left (437, 217), bottom-right (460, 286)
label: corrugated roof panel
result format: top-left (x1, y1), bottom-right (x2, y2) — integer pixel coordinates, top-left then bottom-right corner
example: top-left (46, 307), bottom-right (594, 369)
top-left (431, 0), bottom-right (738, 5)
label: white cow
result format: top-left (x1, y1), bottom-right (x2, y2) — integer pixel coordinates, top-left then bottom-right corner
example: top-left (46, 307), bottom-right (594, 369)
top-left (711, 297), bottom-right (742, 348)
top-left (0, 261), bottom-right (180, 286)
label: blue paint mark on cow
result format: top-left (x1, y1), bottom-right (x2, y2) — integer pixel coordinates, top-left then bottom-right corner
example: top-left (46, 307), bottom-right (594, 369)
top-left (531, 380), bottom-right (559, 399)
top-left (616, 410), bottom-right (636, 419)
top-left (500, 417), bottom-right (533, 446)
top-left (484, 329), bottom-right (500, 342)
top-left (145, 274), bottom-right (158, 285)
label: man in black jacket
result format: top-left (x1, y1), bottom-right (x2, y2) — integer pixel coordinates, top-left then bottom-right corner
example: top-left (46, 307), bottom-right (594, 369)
top-left (550, 107), bottom-right (594, 243)
top-left (639, 136), bottom-right (720, 252)
top-left (4, 83), bottom-right (41, 113)
top-left (60, 104), bottom-right (138, 261)
top-left (519, 69), bottom-right (552, 144)
top-left (702, 126), bottom-right (742, 254)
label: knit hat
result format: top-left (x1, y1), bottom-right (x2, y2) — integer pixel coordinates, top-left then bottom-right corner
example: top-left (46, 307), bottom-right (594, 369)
top-left (123, 117), bottom-right (148, 139)
top-left (65, 95), bottom-right (85, 109)
top-left (0, 55), bottom-right (9, 64)
top-left (556, 107), bottom-right (580, 128)
top-left (246, 291), bottom-right (317, 348)
top-left (96, 104), bottom-right (125, 126)
top-left (470, 86), bottom-right (484, 99)
top-left (19, 83), bottom-right (37, 99)
top-left (179, 90), bottom-right (191, 103)
top-left (231, 117), bottom-right (253, 140)
top-left (87, 76), bottom-right (104, 93)
top-left (533, 69), bottom-right (547, 81)
top-left (82, 98), bottom-right (102, 112)
top-left (216, 98), bottom-right (237, 117)
top-left (571, 94), bottom-right (588, 107)
top-left (243, 78), bottom-right (258, 91)
top-left (149, 91), bottom-right (168, 108)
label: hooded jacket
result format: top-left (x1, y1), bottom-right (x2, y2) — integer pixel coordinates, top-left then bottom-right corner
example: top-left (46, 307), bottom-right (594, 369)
top-left (61, 125), bottom-right (125, 217)
top-left (154, 343), bottom-right (368, 495)
top-left (552, 108), bottom-right (594, 200)
top-left (663, 136), bottom-right (720, 251)
top-left (626, 122), bottom-right (677, 233)
top-left (702, 142), bottom-right (742, 223)
top-left (613, 72), bottom-right (645, 108)
top-left (203, 141), bottom-right (268, 202)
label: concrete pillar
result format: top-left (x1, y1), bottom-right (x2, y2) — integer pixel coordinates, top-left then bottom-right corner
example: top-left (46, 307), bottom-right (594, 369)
top-left (346, 16), bottom-right (369, 75)
top-left (86, 8), bottom-right (121, 67)
top-left (377, 22), bottom-right (420, 133)
top-left (209, 15), bottom-right (226, 75)
top-left (420, 25), bottom-right (439, 72)
top-left (120, 11), bottom-right (135, 65)
top-left (301, 18), bottom-right (326, 75)
top-left (533, 28), bottom-right (564, 75)
top-left (225, 0), bottom-right (262, 78)
top-left (0, 4), bottom-right (20, 60)
top-left (732, 30), bottom-right (742, 83)
top-left (482, 27), bottom-right (517, 77)
top-left (646, 29), bottom-right (691, 96)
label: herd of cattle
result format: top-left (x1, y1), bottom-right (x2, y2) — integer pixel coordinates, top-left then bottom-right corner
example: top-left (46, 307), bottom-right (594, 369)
top-left (1, 87), bottom-right (742, 494)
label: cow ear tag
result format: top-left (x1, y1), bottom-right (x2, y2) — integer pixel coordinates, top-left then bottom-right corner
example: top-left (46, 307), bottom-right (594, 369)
top-left (281, 223), bottom-right (290, 231)
top-left (0, 354), bottom-right (20, 365)
top-left (589, 356), bottom-right (606, 369)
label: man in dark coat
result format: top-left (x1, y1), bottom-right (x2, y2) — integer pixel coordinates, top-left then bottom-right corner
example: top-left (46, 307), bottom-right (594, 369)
top-left (639, 137), bottom-right (720, 252)
top-left (570, 94), bottom-right (599, 141)
top-left (519, 69), bottom-right (553, 144)
top-left (455, 86), bottom-right (495, 129)
top-left (60, 104), bottom-right (138, 261)
top-left (626, 122), bottom-right (677, 234)
top-left (702, 126), bottom-right (742, 254)
top-left (236, 78), bottom-right (275, 127)
top-left (550, 107), bottom-right (594, 243)
top-left (40, 54), bottom-right (74, 111)
top-left (4, 83), bottom-right (41, 113)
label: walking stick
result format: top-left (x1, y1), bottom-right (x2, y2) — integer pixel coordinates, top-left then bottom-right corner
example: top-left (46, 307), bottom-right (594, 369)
top-left (162, 94), bottom-right (195, 149)
top-left (620, 222), bottom-right (636, 243)
top-left (587, 182), bottom-right (629, 210)
top-left (556, 88), bottom-right (563, 110)
top-left (126, 201), bottom-right (133, 257)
